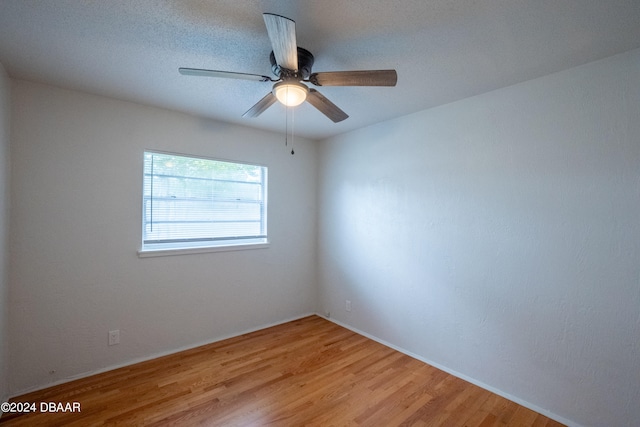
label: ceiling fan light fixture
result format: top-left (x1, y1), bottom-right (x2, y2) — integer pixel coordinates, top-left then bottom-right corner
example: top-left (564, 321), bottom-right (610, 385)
top-left (273, 81), bottom-right (308, 106)
top-left (180, 14), bottom-right (395, 123)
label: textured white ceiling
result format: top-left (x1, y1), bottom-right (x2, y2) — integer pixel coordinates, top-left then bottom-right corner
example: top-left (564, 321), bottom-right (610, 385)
top-left (1, 0), bottom-right (639, 140)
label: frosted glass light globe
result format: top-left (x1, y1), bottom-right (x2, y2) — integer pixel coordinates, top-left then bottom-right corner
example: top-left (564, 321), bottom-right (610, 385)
top-left (273, 81), bottom-right (308, 107)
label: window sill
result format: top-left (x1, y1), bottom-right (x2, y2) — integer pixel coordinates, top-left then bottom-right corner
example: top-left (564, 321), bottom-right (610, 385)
top-left (137, 241), bottom-right (270, 258)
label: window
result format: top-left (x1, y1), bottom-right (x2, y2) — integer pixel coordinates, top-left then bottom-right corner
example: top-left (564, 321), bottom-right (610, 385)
top-left (140, 151), bottom-right (268, 255)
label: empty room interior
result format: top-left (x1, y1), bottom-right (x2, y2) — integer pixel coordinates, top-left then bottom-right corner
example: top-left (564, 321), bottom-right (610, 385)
top-left (0, 1), bottom-right (639, 426)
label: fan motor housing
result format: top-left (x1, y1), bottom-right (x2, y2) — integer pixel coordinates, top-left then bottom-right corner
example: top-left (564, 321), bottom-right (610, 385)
top-left (270, 47), bottom-right (314, 79)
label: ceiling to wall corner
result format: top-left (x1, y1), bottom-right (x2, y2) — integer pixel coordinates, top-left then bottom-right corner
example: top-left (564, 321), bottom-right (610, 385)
top-left (0, 0), bottom-right (639, 140)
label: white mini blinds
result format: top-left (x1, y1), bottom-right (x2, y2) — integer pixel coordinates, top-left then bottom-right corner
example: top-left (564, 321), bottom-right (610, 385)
top-left (141, 151), bottom-right (267, 253)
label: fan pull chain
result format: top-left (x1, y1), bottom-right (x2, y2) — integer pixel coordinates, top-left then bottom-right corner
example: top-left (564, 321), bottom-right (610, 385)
top-left (284, 104), bottom-right (295, 155)
top-left (285, 104), bottom-right (288, 148)
top-left (290, 106), bottom-right (295, 155)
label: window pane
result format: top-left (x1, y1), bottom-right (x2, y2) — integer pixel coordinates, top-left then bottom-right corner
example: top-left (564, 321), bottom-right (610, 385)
top-left (142, 152), bottom-right (267, 250)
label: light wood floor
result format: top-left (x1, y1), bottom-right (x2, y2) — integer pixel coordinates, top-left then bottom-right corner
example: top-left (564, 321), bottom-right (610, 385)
top-left (2, 315), bottom-right (564, 426)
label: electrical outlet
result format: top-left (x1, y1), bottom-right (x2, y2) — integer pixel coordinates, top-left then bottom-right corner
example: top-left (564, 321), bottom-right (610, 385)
top-left (108, 330), bottom-right (120, 346)
top-left (345, 300), bottom-right (352, 312)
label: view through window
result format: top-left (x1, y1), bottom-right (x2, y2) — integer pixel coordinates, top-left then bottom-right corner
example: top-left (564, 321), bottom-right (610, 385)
top-left (141, 151), bottom-right (268, 252)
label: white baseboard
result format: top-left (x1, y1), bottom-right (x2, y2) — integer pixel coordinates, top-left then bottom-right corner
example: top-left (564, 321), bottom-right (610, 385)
top-left (320, 313), bottom-right (580, 427)
top-left (10, 312), bottom-right (316, 399)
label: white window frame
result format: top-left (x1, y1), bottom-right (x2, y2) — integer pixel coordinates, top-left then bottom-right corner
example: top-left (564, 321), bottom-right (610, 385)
top-left (138, 150), bottom-right (269, 257)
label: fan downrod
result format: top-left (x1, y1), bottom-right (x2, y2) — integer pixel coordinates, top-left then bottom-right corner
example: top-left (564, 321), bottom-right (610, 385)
top-left (270, 47), bottom-right (314, 80)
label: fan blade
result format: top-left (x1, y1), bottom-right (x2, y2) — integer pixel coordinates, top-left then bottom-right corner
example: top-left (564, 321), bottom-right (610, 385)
top-left (242, 92), bottom-right (277, 118)
top-left (306, 89), bottom-right (349, 123)
top-left (179, 68), bottom-right (274, 82)
top-left (309, 70), bottom-right (397, 86)
top-left (263, 13), bottom-right (298, 71)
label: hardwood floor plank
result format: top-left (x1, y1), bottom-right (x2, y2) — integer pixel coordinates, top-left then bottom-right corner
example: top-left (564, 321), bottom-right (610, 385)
top-left (1, 316), bottom-right (565, 426)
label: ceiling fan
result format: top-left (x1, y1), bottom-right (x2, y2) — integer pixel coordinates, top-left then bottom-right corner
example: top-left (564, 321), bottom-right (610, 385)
top-left (179, 13), bottom-right (397, 123)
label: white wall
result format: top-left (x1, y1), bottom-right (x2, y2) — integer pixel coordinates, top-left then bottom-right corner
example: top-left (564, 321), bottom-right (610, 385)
top-left (0, 63), bottom-right (10, 404)
top-left (9, 80), bottom-right (317, 394)
top-left (318, 49), bottom-right (640, 427)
